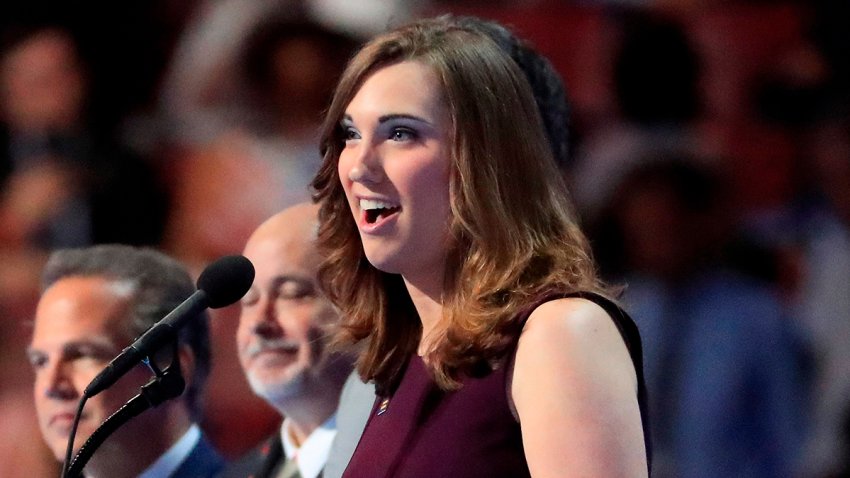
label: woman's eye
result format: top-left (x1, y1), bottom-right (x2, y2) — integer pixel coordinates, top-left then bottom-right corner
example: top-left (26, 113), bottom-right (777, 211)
top-left (390, 127), bottom-right (417, 142)
top-left (343, 127), bottom-right (360, 141)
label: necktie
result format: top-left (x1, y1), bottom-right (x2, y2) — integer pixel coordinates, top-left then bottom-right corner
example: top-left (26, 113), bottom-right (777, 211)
top-left (276, 456), bottom-right (301, 478)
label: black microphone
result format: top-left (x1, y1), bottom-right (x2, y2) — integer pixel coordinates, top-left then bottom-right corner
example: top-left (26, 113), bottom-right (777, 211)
top-left (83, 255), bottom-right (254, 398)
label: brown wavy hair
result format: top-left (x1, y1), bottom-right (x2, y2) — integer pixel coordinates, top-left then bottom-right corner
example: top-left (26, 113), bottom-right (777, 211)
top-left (311, 16), bottom-right (605, 393)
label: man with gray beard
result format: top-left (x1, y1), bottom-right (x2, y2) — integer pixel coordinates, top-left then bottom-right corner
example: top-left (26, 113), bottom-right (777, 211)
top-left (221, 202), bottom-right (352, 478)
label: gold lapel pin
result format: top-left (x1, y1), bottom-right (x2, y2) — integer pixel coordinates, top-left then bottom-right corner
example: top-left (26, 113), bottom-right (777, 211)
top-left (377, 397), bottom-right (390, 415)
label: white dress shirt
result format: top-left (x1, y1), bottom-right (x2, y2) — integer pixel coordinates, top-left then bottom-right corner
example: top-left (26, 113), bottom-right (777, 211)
top-left (280, 415), bottom-right (337, 478)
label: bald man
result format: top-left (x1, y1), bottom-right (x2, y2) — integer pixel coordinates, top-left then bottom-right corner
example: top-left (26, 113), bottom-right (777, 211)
top-left (221, 203), bottom-right (352, 478)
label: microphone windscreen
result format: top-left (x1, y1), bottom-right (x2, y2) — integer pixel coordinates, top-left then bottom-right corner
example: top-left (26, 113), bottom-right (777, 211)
top-left (197, 255), bottom-right (255, 308)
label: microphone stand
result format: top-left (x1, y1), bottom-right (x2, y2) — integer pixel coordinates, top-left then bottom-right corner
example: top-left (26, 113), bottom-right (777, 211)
top-left (63, 342), bottom-right (186, 478)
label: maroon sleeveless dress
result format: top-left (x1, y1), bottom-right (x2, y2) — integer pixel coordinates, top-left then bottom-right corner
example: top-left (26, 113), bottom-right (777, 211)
top-left (342, 291), bottom-right (652, 478)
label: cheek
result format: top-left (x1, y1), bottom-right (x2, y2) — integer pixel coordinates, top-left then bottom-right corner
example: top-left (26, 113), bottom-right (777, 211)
top-left (337, 154), bottom-right (354, 191)
top-left (114, 366), bottom-right (154, 396)
top-left (88, 393), bottom-right (123, 422)
top-left (30, 368), bottom-right (59, 400)
top-left (32, 374), bottom-right (49, 403)
top-left (235, 319), bottom-right (252, 346)
top-left (235, 326), bottom-right (252, 365)
top-left (406, 159), bottom-right (451, 212)
top-left (68, 361), bottom-right (112, 390)
top-left (85, 367), bottom-right (151, 420)
top-left (288, 307), bottom-right (318, 341)
top-left (315, 304), bottom-right (339, 329)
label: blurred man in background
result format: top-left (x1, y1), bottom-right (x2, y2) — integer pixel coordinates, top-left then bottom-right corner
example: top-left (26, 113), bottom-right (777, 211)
top-left (27, 245), bottom-right (224, 478)
top-left (221, 202), bottom-right (351, 478)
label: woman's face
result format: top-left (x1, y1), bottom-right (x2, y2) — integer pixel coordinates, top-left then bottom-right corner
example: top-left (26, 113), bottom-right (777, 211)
top-left (338, 60), bottom-right (452, 286)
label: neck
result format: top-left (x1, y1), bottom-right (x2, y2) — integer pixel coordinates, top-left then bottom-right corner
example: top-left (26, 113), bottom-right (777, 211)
top-left (83, 404), bottom-right (191, 478)
top-left (276, 393), bottom-right (337, 446)
top-left (272, 367), bottom-right (348, 445)
top-left (403, 277), bottom-right (444, 356)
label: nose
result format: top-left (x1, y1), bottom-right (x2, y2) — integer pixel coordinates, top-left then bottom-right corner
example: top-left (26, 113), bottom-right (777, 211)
top-left (42, 361), bottom-right (77, 401)
top-left (347, 142), bottom-right (384, 185)
top-left (246, 295), bottom-right (283, 339)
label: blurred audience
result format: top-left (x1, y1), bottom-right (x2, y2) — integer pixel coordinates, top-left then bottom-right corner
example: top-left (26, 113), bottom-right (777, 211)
top-left (157, 0), bottom-right (416, 147)
top-left (591, 159), bottom-right (808, 477)
top-left (158, 11), bottom-right (360, 270)
top-left (792, 114), bottom-right (850, 477)
top-left (0, 24), bottom-right (169, 311)
top-left (0, 24), bottom-right (169, 249)
top-left (570, 10), bottom-right (705, 220)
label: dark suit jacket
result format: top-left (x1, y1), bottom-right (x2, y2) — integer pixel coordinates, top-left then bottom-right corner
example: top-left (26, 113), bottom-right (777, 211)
top-left (172, 433), bottom-right (226, 478)
top-left (217, 432), bottom-right (287, 478)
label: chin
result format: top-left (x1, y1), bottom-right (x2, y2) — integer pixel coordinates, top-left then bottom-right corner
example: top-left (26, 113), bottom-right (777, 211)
top-left (361, 247), bottom-right (403, 275)
top-left (45, 434), bottom-right (80, 463)
top-left (247, 370), bottom-right (307, 405)
top-left (46, 442), bottom-right (64, 462)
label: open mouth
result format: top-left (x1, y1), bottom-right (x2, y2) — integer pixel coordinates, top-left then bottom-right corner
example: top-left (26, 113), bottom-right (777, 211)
top-left (360, 198), bottom-right (400, 224)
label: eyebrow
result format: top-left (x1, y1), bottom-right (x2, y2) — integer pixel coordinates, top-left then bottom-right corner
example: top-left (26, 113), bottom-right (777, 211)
top-left (26, 338), bottom-right (119, 357)
top-left (342, 113), bottom-right (435, 127)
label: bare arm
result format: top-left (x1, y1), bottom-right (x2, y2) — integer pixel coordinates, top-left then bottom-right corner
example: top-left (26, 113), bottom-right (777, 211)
top-left (511, 298), bottom-right (648, 477)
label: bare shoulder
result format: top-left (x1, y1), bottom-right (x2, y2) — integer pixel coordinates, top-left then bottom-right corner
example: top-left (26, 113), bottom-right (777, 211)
top-left (512, 297), bottom-right (647, 476)
top-left (519, 297), bottom-right (630, 366)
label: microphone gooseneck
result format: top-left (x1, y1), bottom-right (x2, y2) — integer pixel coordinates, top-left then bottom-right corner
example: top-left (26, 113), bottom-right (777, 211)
top-left (65, 353), bottom-right (187, 478)
top-left (82, 255), bottom-right (255, 398)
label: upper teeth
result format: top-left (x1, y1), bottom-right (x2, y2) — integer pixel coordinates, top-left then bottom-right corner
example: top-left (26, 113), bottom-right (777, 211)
top-left (360, 199), bottom-right (396, 210)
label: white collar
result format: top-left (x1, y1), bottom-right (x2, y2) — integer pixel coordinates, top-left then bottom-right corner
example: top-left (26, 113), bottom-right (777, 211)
top-left (137, 424), bottom-right (201, 478)
top-left (280, 415), bottom-right (337, 478)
